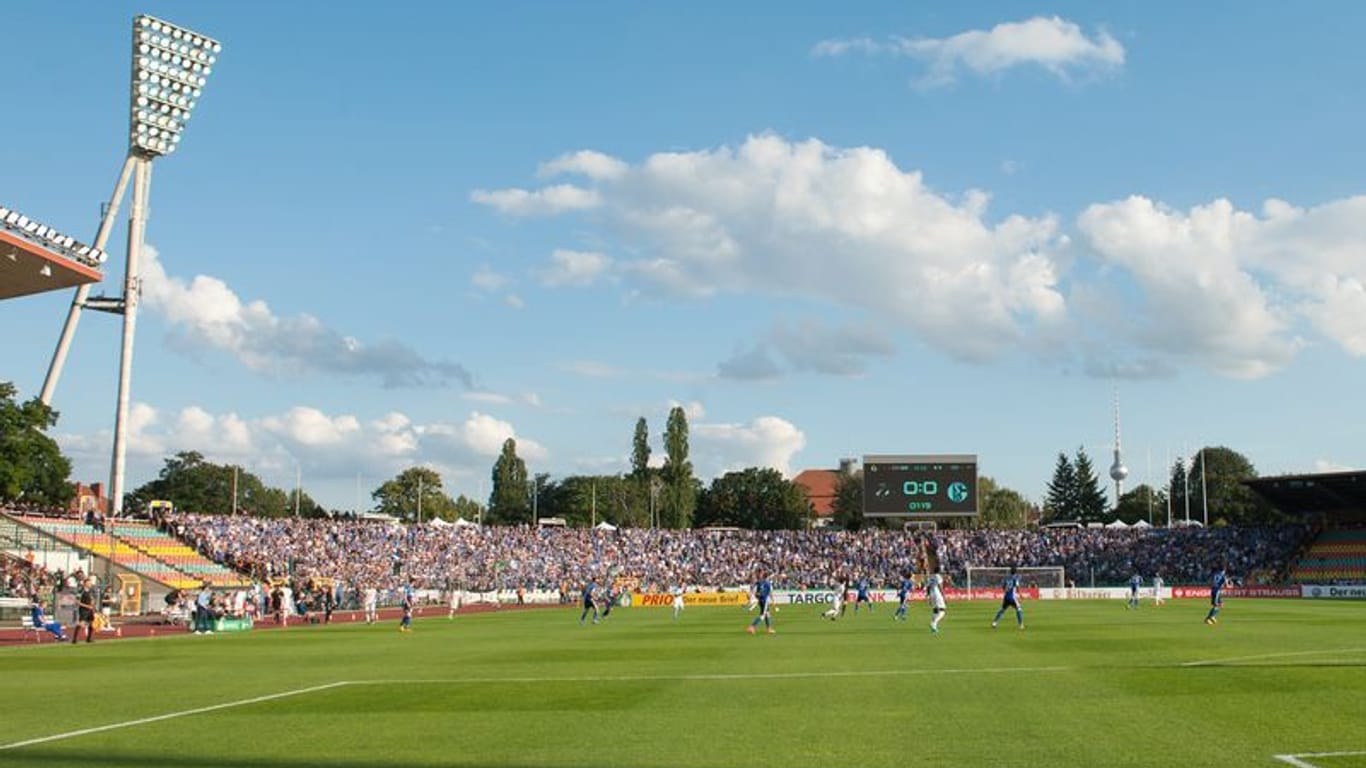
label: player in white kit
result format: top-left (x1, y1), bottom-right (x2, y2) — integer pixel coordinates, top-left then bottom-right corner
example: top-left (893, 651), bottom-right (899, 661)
top-left (926, 571), bottom-right (947, 634)
top-left (671, 585), bottom-right (685, 620)
top-left (363, 586), bottom-right (379, 624)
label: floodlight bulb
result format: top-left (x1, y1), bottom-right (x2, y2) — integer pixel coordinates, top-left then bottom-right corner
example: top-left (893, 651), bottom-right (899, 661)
top-left (151, 21), bottom-right (162, 31)
top-left (212, 42), bottom-right (221, 53)
top-left (173, 29), bottom-right (182, 39)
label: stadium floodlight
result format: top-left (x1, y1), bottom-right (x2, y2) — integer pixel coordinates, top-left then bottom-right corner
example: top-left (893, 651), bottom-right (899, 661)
top-left (38, 14), bottom-right (222, 523)
top-left (129, 15), bottom-right (221, 158)
top-left (0, 203), bottom-right (108, 268)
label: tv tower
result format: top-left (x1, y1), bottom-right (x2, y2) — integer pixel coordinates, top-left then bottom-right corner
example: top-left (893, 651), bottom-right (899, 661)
top-left (1109, 388), bottom-right (1129, 506)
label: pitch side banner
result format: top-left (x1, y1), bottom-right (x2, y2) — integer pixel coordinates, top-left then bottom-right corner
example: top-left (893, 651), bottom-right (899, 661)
top-left (1170, 586), bottom-right (1301, 599)
top-left (626, 592), bottom-right (749, 607)
top-left (775, 588), bottom-right (1037, 605)
top-left (1301, 585), bottom-right (1366, 599)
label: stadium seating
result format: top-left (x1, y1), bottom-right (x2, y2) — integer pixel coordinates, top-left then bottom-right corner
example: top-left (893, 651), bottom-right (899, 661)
top-left (12, 516), bottom-right (249, 590)
top-left (1291, 528), bottom-right (1366, 583)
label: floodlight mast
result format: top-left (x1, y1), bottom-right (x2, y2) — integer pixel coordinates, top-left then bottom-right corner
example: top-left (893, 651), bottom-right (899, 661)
top-left (39, 15), bottom-right (220, 519)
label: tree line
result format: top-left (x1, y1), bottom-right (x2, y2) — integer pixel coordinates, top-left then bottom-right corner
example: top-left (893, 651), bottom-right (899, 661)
top-left (0, 380), bottom-right (1297, 529)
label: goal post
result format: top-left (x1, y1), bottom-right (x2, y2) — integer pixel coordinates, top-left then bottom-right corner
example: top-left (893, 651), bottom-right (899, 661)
top-left (965, 566), bottom-right (1066, 594)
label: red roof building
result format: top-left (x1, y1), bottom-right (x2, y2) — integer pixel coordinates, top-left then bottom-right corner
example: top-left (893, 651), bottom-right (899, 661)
top-left (793, 469), bottom-right (841, 522)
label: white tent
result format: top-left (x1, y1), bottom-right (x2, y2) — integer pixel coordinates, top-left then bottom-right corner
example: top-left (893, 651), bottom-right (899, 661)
top-left (428, 516), bottom-right (452, 528)
top-left (594, 521), bottom-right (618, 531)
top-left (452, 517), bottom-right (479, 528)
top-left (1130, 519), bottom-right (1152, 528)
top-left (1104, 519), bottom-right (1130, 529)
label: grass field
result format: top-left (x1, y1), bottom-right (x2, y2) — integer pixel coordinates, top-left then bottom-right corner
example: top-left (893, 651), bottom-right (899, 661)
top-left (3, 599), bottom-right (1365, 768)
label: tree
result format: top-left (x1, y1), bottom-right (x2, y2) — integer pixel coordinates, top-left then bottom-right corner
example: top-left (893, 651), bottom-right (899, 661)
top-left (0, 382), bottom-right (73, 508)
top-left (1114, 483), bottom-right (1165, 525)
top-left (1073, 447), bottom-right (1108, 523)
top-left (451, 494), bottom-right (485, 523)
top-left (830, 469), bottom-right (866, 531)
top-left (128, 452), bottom-right (321, 517)
top-left (372, 466), bottom-right (456, 522)
top-left (488, 438), bottom-right (529, 524)
top-left (1168, 458), bottom-right (1190, 523)
top-left (1185, 446), bottom-right (1278, 525)
top-left (630, 417), bottom-right (652, 523)
top-left (1043, 453), bottom-right (1077, 521)
top-left (660, 406), bottom-right (697, 528)
top-left (695, 467), bottom-right (811, 530)
top-left (978, 476), bottom-right (1032, 529)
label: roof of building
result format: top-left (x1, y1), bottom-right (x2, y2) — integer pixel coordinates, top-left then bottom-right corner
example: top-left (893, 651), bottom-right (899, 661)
top-left (793, 469), bottom-right (840, 518)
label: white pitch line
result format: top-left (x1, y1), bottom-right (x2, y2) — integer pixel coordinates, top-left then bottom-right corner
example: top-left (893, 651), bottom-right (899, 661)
top-left (0, 681), bottom-right (350, 752)
top-left (1181, 647), bottom-right (1366, 668)
top-left (1274, 751), bottom-right (1366, 768)
top-left (350, 665), bottom-right (1073, 686)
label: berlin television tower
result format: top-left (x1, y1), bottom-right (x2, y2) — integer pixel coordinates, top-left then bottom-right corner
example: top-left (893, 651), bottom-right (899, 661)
top-left (1109, 388), bottom-right (1129, 507)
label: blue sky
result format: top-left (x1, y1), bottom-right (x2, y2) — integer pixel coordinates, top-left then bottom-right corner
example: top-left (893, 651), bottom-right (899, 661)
top-left (4, 2), bottom-right (1364, 513)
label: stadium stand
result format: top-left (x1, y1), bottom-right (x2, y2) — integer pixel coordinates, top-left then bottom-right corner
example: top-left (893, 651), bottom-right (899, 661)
top-left (1291, 528), bottom-right (1366, 584)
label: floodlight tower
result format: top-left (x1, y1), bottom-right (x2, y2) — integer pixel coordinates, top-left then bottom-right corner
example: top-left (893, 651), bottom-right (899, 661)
top-left (40, 15), bottom-right (220, 517)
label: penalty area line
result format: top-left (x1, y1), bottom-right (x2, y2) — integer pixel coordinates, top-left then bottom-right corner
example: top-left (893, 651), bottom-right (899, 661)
top-left (0, 681), bottom-right (351, 751)
top-left (1181, 647), bottom-right (1366, 668)
top-left (350, 665), bottom-right (1074, 686)
top-left (1274, 751), bottom-right (1366, 768)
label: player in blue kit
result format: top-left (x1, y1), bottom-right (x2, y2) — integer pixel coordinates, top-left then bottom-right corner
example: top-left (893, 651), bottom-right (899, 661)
top-left (600, 582), bottom-right (619, 620)
top-left (893, 573), bottom-right (914, 621)
top-left (579, 579), bottom-right (599, 625)
top-left (991, 566), bottom-right (1025, 629)
top-left (399, 579), bottom-right (414, 632)
top-left (854, 577), bottom-right (873, 613)
top-left (1204, 564), bottom-right (1228, 625)
top-left (746, 571), bottom-right (774, 634)
top-left (1127, 573), bottom-right (1142, 610)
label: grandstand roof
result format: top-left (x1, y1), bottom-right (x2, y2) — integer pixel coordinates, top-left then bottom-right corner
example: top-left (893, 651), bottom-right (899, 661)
top-left (1245, 470), bottom-right (1366, 523)
top-left (0, 228), bottom-right (102, 300)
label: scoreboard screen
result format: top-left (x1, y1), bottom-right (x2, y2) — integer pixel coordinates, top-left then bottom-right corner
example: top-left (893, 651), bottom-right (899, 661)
top-left (862, 454), bottom-right (978, 518)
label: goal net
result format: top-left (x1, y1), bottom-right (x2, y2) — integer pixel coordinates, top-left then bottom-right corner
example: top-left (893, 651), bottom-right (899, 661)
top-left (965, 566), bottom-right (1066, 593)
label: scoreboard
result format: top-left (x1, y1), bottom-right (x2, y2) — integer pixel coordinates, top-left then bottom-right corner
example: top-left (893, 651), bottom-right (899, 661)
top-left (862, 454), bottom-right (978, 518)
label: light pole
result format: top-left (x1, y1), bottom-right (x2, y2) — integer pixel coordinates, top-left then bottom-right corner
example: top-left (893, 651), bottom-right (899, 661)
top-left (40, 15), bottom-right (221, 522)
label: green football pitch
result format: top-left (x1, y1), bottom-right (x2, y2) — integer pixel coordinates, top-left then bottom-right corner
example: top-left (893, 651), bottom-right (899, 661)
top-left (3, 599), bottom-right (1365, 768)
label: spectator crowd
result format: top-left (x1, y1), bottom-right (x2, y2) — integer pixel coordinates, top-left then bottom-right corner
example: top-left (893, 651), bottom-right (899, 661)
top-left (166, 512), bottom-right (1309, 594)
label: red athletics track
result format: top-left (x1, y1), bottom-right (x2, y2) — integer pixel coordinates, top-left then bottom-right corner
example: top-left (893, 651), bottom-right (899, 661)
top-left (0, 602), bottom-right (565, 647)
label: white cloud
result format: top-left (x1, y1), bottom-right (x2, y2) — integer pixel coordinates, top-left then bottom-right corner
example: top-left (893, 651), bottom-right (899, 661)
top-left (140, 246), bottom-right (472, 388)
top-left (814, 16), bottom-right (1124, 87)
top-left (471, 265), bottom-right (510, 291)
top-left (1076, 196), bottom-right (1304, 378)
top-left (470, 184), bottom-right (600, 216)
top-left (59, 403), bottom-right (547, 509)
top-left (1313, 459), bottom-right (1356, 473)
top-left (536, 249), bottom-right (612, 287)
top-left (504, 293), bottom-right (526, 309)
top-left (538, 150), bottom-right (629, 181)
top-left (720, 318), bottom-right (895, 380)
top-left (480, 134), bottom-right (1067, 364)
top-left (667, 399), bottom-right (706, 421)
top-left (692, 416), bottom-right (807, 477)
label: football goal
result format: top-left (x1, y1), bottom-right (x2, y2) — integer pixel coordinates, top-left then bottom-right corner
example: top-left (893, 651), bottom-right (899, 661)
top-left (965, 566), bottom-right (1066, 593)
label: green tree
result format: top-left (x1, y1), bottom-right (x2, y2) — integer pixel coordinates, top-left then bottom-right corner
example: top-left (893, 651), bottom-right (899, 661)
top-left (0, 382), bottom-right (73, 507)
top-left (1043, 452), bottom-right (1077, 521)
top-left (978, 476), bottom-right (1032, 529)
top-left (372, 466), bottom-right (457, 522)
top-left (129, 452), bottom-right (320, 517)
top-left (695, 467), bottom-right (811, 530)
top-left (1168, 458), bottom-right (1190, 523)
top-left (1073, 447), bottom-right (1108, 523)
top-left (830, 469), bottom-right (870, 531)
top-left (1114, 483), bottom-right (1165, 525)
top-left (488, 438), bottom-right (529, 524)
top-left (660, 406), bottom-right (696, 528)
top-left (630, 417), bottom-right (652, 523)
top-left (451, 494), bottom-right (485, 523)
top-left (1185, 446), bottom-right (1278, 525)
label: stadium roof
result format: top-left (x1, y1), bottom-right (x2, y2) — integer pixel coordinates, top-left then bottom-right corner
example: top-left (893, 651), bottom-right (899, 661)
top-left (0, 223), bottom-right (103, 300)
top-left (1245, 470), bottom-right (1366, 523)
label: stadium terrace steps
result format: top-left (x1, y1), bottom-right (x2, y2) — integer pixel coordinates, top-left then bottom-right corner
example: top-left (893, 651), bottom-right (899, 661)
top-left (7, 515), bottom-right (250, 590)
top-left (1291, 528), bottom-right (1366, 583)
